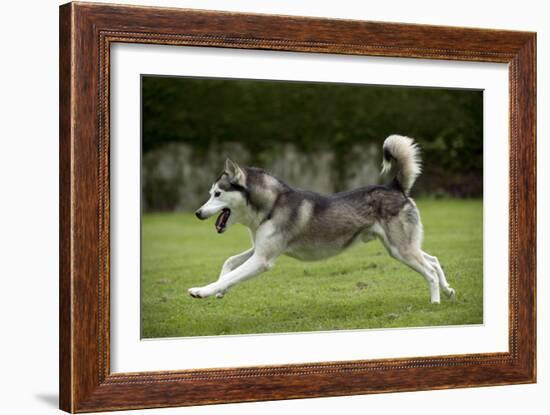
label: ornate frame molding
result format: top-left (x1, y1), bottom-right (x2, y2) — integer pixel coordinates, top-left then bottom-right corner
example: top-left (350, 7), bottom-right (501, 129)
top-left (60, 2), bottom-right (536, 412)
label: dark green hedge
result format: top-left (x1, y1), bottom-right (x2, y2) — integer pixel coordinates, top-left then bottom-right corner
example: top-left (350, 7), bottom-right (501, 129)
top-left (142, 76), bottom-right (483, 196)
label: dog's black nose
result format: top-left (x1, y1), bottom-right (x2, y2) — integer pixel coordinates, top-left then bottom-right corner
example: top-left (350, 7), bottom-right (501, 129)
top-left (195, 210), bottom-right (202, 219)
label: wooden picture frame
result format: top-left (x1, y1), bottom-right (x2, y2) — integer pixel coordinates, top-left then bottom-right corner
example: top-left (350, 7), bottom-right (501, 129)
top-left (59, 2), bottom-right (536, 412)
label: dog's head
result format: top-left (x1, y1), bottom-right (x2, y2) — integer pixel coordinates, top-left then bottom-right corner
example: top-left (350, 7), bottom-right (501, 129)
top-left (195, 158), bottom-right (249, 234)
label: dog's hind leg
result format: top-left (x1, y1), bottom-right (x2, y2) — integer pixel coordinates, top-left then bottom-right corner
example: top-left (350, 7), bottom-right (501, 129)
top-left (375, 220), bottom-right (441, 304)
top-left (393, 248), bottom-right (441, 304)
top-left (422, 251), bottom-right (456, 300)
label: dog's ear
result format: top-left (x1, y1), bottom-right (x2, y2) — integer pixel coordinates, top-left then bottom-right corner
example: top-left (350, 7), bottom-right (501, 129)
top-left (224, 158), bottom-right (246, 187)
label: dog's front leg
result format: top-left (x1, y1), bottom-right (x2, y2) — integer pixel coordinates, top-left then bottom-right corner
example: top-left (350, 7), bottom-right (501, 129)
top-left (219, 248), bottom-right (255, 279)
top-left (188, 253), bottom-right (275, 298)
top-left (189, 223), bottom-right (284, 299)
top-left (212, 248), bottom-right (255, 298)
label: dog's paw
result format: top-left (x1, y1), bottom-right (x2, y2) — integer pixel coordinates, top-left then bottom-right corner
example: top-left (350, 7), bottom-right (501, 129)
top-left (188, 287), bottom-right (209, 298)
top-left (447, 288), bottom-right (457, 301)
top-left (188, 284), bottom-right (223, 299)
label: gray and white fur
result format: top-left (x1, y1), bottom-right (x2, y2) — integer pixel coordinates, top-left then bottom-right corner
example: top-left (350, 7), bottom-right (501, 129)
top-left (190, 135), bottom-right (455, 304)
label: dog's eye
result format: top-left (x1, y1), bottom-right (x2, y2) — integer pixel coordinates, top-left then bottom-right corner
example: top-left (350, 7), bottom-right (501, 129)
top-left (214, 191), bottom-right (221, 197)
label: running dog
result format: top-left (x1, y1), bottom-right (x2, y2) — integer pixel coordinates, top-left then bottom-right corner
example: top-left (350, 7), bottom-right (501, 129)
top-left (189, 135), bottom-right (455, 303)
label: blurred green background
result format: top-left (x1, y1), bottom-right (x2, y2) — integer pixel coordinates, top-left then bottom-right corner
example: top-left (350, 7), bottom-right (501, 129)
top-left (142, 76), bottom-right (483, 212)
top-left (140, 76), bottom-right (483, 338)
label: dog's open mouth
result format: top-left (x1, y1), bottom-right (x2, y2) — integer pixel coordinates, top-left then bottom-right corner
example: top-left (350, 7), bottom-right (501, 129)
top-left (215, 208), bottom-right (231, 233)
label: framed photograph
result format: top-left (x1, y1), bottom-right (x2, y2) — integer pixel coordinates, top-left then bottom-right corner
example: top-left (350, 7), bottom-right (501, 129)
top-left (59, 2), bottom-right (536, 412)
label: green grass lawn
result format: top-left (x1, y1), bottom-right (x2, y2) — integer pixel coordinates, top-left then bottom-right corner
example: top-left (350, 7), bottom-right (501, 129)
top-left (141, 199), bottom-right (483, 338)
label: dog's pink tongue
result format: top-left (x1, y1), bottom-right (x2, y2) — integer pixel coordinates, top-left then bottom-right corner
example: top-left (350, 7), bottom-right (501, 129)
top-left (215, 210), bottom-right (229, 232)
top-left (215, 212), bottom-right (224, 230)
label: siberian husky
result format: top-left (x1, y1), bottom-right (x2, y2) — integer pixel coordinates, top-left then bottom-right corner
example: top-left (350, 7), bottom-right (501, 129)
top-left (190, 135), bottom-right (455, 303)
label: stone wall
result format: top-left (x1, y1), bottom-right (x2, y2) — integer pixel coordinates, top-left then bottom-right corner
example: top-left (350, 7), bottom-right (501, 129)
top-left (142, 142), bottom-right (381, 212)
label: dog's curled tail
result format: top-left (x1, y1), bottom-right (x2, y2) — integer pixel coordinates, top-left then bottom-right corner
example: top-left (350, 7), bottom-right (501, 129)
top-left (381, 135), bottom-right (422, 195)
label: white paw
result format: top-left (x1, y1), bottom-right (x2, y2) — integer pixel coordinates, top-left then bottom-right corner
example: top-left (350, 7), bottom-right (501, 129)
top-left (188, 286), bottom-right (211, 298)
top-left (188, 284), bottom-right (224, 299)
